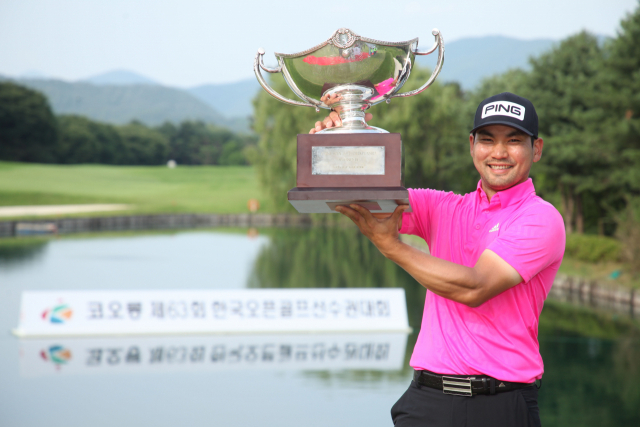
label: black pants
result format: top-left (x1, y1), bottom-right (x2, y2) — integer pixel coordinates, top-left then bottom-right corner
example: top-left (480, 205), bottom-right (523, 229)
top-left (391, 380), bottom-right (541, 427)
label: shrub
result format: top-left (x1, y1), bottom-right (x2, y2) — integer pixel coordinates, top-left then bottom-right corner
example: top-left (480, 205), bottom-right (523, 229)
top-left (564, 233), bottom-right (623, 263)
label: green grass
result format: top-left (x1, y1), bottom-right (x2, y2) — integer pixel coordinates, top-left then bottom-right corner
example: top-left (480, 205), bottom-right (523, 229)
top-left (0, 161), bottom-right (272, 218)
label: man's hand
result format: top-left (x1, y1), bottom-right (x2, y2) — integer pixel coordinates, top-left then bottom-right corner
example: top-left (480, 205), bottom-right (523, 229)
top-left (335, 204), bottom-right (408, 255)
top-left (309, 93), bottom-right (373, 134)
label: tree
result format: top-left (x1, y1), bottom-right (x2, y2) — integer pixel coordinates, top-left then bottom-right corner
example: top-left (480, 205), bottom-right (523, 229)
top-left (250, 74), bottom-right (320, 211)
top-left (374, 70), bottom-right (474, 193)
top-left (606, 3), bottom-right (640, 201)
top-left (525, 32), bottom-right (615, 234)
top-left (606, 3), bottom-right (640, 262)
top-left (219, 139), bottom-right (249, 165)
top-left (157, 121), bottom-right (250, 166)
top-left (0, 82), bottom-right (58, 163)
top-left (615, 196), bottom-right (640, 277)
top-left (57, 115), bottom-right (126, 164)
top-left (118, 121), bottom-right (169, 165)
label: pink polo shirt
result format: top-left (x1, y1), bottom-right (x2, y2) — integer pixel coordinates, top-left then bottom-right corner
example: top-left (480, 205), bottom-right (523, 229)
top-left (400, 178), bottom-right (565, 383)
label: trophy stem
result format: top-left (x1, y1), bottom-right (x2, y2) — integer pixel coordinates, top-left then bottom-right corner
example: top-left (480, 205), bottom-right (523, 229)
top-left (318, 85), bottom-right (388, 134)
top-left (338, 103), bottom-right (368, 130)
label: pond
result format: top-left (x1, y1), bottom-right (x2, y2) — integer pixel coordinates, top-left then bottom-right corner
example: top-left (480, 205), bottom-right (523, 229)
top-left (1, 228), bottom-right (639, 427)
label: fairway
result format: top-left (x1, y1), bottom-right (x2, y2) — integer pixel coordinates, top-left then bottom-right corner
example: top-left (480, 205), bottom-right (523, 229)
top-left (0, 162), bottom-right (271, 218)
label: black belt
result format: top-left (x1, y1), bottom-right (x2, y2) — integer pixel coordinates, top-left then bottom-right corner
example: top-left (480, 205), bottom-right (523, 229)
top-left (413, 369), bottom-right (533, 397)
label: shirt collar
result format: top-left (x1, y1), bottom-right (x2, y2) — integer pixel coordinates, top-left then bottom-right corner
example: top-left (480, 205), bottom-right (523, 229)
top-left (476, 178), bottom-right (536, 207)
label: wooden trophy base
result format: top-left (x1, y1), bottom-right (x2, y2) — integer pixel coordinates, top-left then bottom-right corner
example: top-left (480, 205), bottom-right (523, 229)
top-left (287, 133), bottom-right (411, 214)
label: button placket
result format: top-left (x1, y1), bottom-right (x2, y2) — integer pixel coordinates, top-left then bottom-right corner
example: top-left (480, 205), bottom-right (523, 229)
top-left (474, 197), bottom-right (487, 234)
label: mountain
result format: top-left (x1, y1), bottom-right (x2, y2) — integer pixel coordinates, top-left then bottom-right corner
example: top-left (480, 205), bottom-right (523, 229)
top-left (20, 70), bottom-right (48, 79)
top-left (188, 79), bottom-right (261, 119)
top-left (416, 36), bottom-right (556, 89)
top-left (187, 36), bottom-right (557, 117)
top-left (83, 69), bottom-right (158, 85)
top-left (5, 78), bottom-right (249, 132)
top-left (1, 37), bottom-right (563, 133)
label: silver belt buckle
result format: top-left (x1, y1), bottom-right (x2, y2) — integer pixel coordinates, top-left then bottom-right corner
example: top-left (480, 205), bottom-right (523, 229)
top-left (442, 376), bottom-right (473, 397)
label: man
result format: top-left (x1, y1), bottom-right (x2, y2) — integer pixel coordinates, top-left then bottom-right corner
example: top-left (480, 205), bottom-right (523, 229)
top-left (310, 92), bottom-right (565, 427)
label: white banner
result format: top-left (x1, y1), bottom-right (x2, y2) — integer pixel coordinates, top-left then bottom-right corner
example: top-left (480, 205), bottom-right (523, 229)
top-left (14, 289), bottom-right (410, 337)
top-left (20, 333), bottom-right (408, 377)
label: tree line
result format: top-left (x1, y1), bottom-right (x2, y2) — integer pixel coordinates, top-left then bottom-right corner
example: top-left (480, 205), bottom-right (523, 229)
top-left (0, 82), bottom-right (255, 166)
top-left (251, 5), bottom-right (640, 245)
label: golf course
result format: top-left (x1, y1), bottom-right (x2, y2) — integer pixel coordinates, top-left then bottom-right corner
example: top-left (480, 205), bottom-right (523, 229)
top-left (0, 161), bottom-right (271, 218)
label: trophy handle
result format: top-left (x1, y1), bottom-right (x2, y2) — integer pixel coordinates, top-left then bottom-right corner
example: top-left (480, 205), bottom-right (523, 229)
top-left (388, 29), bottom-right (445, 101)
top-left (254, 48), bottom-right (321, 112)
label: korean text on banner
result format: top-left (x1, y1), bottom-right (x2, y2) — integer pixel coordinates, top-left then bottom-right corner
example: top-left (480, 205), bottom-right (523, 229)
top-left (14, 288), bottom-right (410, 337)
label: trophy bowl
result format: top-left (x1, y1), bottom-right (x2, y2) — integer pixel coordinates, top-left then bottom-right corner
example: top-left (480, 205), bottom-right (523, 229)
top-left (254, 28), bottom-right (445, 133)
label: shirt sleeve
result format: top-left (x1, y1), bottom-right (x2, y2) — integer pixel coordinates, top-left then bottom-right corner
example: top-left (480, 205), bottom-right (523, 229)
top-left (399, 189), bottom-right (425, 238)
top-left (399, 211), bottom-right (417, 235)
top-left (488, 203), bottom-right (566, 283)
top-left (399, 188), bottom-right (454, 243)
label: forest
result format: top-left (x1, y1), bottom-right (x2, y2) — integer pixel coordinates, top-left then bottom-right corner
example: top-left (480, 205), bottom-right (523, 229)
top-left (0, 82), bottom-right (255, 167)
top-left (250, 5), bottom-right (640, 269)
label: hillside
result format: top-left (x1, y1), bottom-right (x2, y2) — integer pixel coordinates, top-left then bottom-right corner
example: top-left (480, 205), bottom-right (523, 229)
top-left (417, 36), bottom-right (555, 89)
top-left (2, 36), bottom-right (563, 131)
top-left (188, 79), bottom-right (261, 119)
top-left (189, 36), bottom-right (556, 115)
top-left (2, 78), bottom-right (249, 133)
top-left (83, 69), bottom-right (158, 85)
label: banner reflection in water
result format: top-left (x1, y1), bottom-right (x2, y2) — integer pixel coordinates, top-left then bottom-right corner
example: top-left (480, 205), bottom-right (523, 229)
top-left (21, 333), bottom-right (408, 377)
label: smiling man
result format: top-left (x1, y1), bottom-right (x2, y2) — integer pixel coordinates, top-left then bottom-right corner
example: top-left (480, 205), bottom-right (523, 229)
top-left (312, 92), bottom-right (565, 426)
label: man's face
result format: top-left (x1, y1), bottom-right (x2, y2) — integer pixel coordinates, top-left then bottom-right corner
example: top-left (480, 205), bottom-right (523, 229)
top-left (469, 125), bottom-right (543, 194)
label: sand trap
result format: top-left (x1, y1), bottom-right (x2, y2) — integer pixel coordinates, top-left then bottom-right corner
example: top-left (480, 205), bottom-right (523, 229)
top-left (0, 204), bottom-right (132, 217)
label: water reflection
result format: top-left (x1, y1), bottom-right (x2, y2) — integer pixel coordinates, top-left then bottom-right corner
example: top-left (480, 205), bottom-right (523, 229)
top-left (540, 337), bottom-right (640, 426)
top-left (249, 227), bottom-right (427, 332)
top-left (0, 238), bottom-right (48, 268)
top-left (250, 227), bottom-right (640, 426)
top-left (21, 333), bottom-right (408, 377)
top-left (1, 228), bottom-right (639, 426)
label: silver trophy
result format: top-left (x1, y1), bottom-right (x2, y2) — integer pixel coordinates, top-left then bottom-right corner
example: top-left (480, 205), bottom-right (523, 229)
top-left (254, 28), bottom-right (445, 133)
top-left (253, 28), bottom-right (445, 214)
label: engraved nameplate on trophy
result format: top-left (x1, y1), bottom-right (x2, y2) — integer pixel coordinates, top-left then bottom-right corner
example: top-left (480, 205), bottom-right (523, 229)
top-left (312, 146), bottom-right (385, 175)
top-left (254, 27), bottom-right (445, 213)
top-left (287, 133), bottom-right (409, 214)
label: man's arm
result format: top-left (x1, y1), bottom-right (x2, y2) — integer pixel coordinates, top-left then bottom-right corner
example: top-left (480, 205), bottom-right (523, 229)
top-left (337, 204), bottom-right (523, 308)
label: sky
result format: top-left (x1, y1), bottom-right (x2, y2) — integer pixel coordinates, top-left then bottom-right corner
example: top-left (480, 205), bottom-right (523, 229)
top-left (0, 0), bottom-right (637, 87)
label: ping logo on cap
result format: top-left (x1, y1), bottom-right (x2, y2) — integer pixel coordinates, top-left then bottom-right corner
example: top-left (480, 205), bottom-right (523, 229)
top-left (481, 101), bottom-right (526, 121)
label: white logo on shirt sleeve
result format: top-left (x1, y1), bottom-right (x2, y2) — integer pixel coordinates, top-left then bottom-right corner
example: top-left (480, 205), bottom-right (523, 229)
top-left (481, 101), bottom-right (526, 121)
top-left (489, 223), bottom-right (500, 233)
